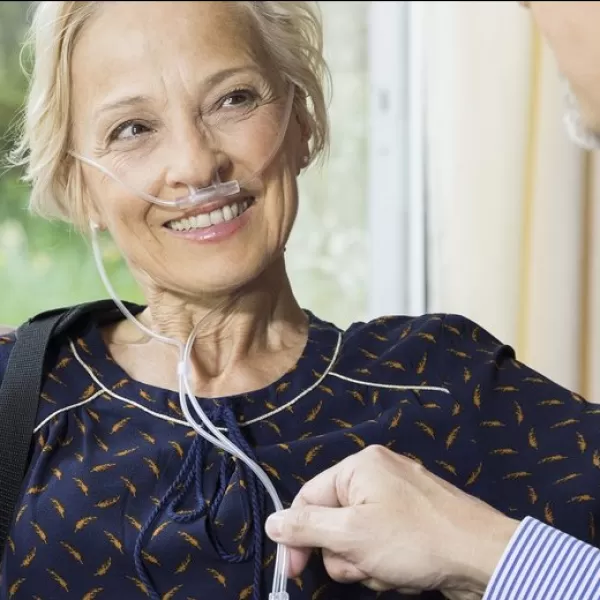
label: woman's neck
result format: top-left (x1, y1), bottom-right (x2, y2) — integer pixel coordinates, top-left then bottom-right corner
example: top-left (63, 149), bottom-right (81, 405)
top-left (104, 259), bottom-right (309, 398)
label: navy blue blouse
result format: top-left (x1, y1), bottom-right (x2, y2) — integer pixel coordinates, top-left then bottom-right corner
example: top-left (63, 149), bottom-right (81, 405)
top-left (0, 310), bottom-right (599, 600)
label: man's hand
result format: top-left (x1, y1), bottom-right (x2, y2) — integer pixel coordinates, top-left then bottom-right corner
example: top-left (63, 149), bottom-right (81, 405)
top-left (265, 446), bottom-right (520, 597)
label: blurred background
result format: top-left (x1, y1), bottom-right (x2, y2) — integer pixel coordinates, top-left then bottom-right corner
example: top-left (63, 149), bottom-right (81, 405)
top-left (1, 1), bottom-right (599, 398)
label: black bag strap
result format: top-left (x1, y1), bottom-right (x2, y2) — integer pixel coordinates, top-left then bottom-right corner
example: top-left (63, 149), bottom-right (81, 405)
top-left (0, 299), bottom-right (144, 562)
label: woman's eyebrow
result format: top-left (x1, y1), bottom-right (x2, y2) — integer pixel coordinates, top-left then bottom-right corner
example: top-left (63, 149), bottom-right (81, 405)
top-left (93, 95), bottom-right (152, 120)
top-left (93, 66), bottom-right (263, 120)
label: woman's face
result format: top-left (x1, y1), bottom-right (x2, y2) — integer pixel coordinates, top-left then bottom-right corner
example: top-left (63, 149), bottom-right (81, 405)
top-left (70, 1), bottom-right (308, 298)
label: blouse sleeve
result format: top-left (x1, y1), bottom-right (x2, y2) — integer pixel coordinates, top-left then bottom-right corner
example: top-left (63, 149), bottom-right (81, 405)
top-left (433, 314), bottom-right (600, 592)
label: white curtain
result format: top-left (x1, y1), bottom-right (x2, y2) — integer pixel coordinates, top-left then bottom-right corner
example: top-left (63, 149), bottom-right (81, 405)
top-left (288, 1), bottom-right (370, 330)
top-left (423, 0), bottom-right (600, 399)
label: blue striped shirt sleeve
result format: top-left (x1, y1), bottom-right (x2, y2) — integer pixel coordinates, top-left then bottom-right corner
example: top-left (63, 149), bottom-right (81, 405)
top-left (483, 516), bottom-right (600, 600)
top-left (483, 517), bottom-right (600, 600)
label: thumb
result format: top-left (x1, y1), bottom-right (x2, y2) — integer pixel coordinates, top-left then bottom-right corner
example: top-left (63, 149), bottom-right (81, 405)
top-left (265, 506), bottom-right (353, 553)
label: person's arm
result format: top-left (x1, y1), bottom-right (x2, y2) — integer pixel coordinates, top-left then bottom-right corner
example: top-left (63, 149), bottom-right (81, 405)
top-left (484, 516), bottom-right (600, 600)
top-left (435, 313), bottom-right (600, 599)
top-left (522, 1), bottom-right (600, 148)
top-left (563, 79), bottom-right (600, 151)
top-left (267, 311), bottom-right (600, 598)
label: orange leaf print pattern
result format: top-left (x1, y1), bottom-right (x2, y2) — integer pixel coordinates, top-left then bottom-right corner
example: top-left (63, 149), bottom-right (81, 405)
top-left (60, 541), bottom-right (84, 563)
top-left (389, 408), bottom-right (402, 429)
top-left (95, 558), bottom-right (112, 577)
top-left (445, 426), bottom-right (460, 450)
top-left (8, 578), bottom-right (26, 598)
top-left (415, 421), bottom-right (435, 439)
top-left (416, 352), bottom-right (427, 375)
top-left (15, 504), bottom-right (27, 523)
top-left (466, 463), bottom-right (482, 487)
top-left (30, 521), bottom-right (47, 544)
top-left (344, 433), bottom-right (366, 448)
top-left (47, 568), bottom-right (69, 592)
top-left (305, 445), bottom-right (323, 465)
top-left (127, 576), bottom-right (149, 596)
top-left (6, 310), bottom-right (600, 599)
top-left (473, 384), bottom-right (481, 409)
top-left (110, 417), bottom-right (130, 434)
top-left (144, 457), bottom-right (161, 479)
top-left (305, 400), bottom-right (322, 423)
top-left (260, 462), bottom-right (281, 480)
top-left (74, 516), bottom-right (97, 533)
top-left (207, 568), bottom-right (227, 587)
top-left (162, 584), bottom-right (184, 600)
top-left (178, 531), bottom-right (202, 551)
top-left (21, 547), bottom-right (36, 568)
top-left (175, 554), bottom-right (191, 574)
top-left (103, 531), bottom-right (124, 554)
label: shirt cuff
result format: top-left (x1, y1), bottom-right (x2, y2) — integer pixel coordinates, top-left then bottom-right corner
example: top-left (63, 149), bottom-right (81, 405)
top-left (563, 78), bottom-right (600, 151)
top-left (483, 516), bottom-right (600, 600)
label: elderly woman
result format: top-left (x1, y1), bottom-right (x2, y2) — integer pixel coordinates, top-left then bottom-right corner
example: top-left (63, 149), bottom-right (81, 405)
top-left (0, 2), bottom-right (599, 600)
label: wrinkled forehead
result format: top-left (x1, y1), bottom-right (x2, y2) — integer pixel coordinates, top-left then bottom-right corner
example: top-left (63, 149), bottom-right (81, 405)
top-left (71, 1), bottom-right (268, 114)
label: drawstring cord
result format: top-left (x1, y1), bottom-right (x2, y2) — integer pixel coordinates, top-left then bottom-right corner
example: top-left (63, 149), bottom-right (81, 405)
top-left (133, 403), bottom-right (266, 600)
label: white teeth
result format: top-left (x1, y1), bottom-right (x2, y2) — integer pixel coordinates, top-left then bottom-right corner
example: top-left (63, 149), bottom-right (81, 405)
top-left (167, 199), bottom-right (252, 231)
top-left (192, 214), bottom-right (211, 228)
top-left (222, 205), bottom-right (233, 221)
top-left (210, 208), bottom-right (224, 225)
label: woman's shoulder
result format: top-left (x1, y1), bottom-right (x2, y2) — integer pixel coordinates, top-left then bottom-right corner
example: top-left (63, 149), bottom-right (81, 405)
top-left (341, 311), bottom-right (508, 345)
top-left (0, 315), bottom-right (112, 423)
top-left (330, 311), bottom-right (515, 386)
top-left (339, 311), bottom-right (511, 353)
top-left (0, 329), bottom-right (17, 383)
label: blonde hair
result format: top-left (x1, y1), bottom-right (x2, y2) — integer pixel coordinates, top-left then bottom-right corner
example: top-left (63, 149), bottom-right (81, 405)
top-left (7, 1), bottom-right (331, 230)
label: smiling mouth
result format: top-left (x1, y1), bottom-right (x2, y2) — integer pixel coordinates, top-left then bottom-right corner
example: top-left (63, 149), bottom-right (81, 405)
top-left (164, 196), bottom-right (255, 231)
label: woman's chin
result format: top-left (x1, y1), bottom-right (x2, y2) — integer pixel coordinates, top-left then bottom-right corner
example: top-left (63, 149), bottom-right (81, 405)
top-left (156, 258), bottom-right (273, 301)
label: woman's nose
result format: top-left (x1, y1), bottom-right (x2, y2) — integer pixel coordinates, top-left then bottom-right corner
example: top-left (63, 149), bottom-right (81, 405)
top-left (164, 125), bottom-right (232, 191)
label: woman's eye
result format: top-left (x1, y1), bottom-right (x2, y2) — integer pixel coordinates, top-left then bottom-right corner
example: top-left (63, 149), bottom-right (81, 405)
top-left (220, 90), bottom-right (257, 109)
top-left (110, 120), bottom-right (150, 142)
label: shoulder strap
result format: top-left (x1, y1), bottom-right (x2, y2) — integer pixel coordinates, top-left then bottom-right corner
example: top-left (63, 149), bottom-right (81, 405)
top-left (0, 299), bottom-right (143, 562)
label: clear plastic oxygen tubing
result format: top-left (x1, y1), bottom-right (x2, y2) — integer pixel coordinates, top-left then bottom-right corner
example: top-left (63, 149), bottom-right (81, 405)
top-left (89, 223), bottom-right (290, 599)
top-left (70, 83), bottom-right (296, 211)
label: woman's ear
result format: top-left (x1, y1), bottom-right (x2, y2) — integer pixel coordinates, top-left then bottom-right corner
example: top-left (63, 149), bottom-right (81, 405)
top-left (296, 149), bottom-right (310, 175)
top-left (69, 158), bottom-right (108, 232)
top-left (84, 194), bottom-right (107, 231)
top-left (296, 111), bottom-right (312, 147)
top-left (295, 112), bottom-right (312, 173)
